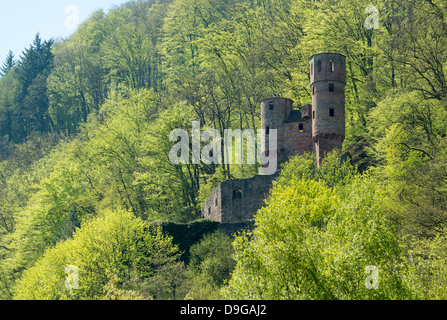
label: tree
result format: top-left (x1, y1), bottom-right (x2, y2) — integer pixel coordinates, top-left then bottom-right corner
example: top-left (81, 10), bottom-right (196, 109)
top-left (185, 231), bottom-right (236, 299)
top-left (0, 51), bottom-right (15, 76)
top-left (223, 155), bottom-right (416, 300)
top-left (13, 209), bottom-right (181, 300)
top-left (14, 33), bottom-right (54, 140)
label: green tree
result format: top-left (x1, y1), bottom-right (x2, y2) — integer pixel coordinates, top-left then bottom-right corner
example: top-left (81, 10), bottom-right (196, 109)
top-left (185, 231), bottom-right (236, 300)
top-left (47, 11), bottom-right (109, 132)
top-left (0, 51), bottom-right (15, 76)
top-left (0, 68), bottom-right (20, 140)
top-left (14, 34), bottom-right (54, 139)
top-left (14, 209), bottom-right (181, 300)
top-left (223, 155), bottom-right (416, 299)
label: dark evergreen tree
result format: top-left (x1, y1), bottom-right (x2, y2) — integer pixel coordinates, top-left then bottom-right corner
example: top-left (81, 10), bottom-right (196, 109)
top-left (0, 51), bottom-right (15, 76)
top-left (14, 33), bottom-right (55, 140)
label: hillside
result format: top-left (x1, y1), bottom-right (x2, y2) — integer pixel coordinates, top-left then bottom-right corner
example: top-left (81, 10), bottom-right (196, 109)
top-left (0, 0), bottom-right (447, 300)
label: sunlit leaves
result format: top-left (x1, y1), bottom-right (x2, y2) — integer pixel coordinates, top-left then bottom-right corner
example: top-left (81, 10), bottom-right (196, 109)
top-left (223, 155), bottom-right (415, 300)
top-left (14, 210), bottom-right (180, 300)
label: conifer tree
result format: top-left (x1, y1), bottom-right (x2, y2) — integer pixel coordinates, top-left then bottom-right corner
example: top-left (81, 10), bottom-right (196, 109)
top-left (0, 51), bottom-right (15, 76)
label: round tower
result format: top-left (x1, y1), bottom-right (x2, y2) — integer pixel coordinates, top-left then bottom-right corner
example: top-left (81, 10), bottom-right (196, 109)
top-left (309, 53), bottom-right (346, 165)
top-left (260, 97), bottom-right (293, 162)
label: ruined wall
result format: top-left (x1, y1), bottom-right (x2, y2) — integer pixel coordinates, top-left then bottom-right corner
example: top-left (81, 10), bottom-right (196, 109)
top-left (283, 105), bottom-right (314, 160)
top-left (202, 174), bottom-right (278, 224)
top-left (202, 185), bottom-right (221, 222)
top-left (202, 52), bottom-right (347, 224)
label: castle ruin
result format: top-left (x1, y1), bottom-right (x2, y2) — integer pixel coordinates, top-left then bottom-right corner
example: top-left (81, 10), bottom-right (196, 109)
top-left (202, 53), bottom-right (346, 224)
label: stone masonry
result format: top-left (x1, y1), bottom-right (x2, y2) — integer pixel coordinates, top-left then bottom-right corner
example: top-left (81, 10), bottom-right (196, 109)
top-left (202, 53), bottom-right (346, 224)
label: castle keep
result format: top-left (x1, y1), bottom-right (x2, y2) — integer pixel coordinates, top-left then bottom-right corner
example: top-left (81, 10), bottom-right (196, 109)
top-left (202, 53), bottom-right (346, 224)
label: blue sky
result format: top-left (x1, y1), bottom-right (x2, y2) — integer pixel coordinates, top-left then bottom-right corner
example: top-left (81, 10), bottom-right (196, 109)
top-left (0, 0), bottom-right (131, 63)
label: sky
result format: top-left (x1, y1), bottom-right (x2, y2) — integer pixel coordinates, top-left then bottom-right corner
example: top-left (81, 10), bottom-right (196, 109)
top-left (0, 0), bottom-right (131, 63)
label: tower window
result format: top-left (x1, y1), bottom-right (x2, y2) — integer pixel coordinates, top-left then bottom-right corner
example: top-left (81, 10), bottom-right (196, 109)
top-left (313, 111), bottom-right (315, 119)
top-left (330, 59), bottom-right (334, 72)
top-left (329, 108), bottom-right (335, 117)
top-left (269, 101), bottom-right (274, 110)
top-left (266, 126), bottom-right (270, 135)
top-left (233, 189), bottom-right (243, 200)
top-left (329, 83), bottom-right (335, 92)
top-left (312, 86), bottom-right (315, 95)
top-left (318, 60), bottom-right (321, 72)
top-left (299, 123), bottom-right (304, 132)
top-left (215, 197), bottom-right (218, 206)
top-left (208, 207), bottom-right (211, 215)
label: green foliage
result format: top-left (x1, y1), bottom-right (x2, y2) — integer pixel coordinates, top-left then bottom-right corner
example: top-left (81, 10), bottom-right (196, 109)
top-left (185, 231), bottom-right (236, 300)
top-left (277, 150), bottom-right (357, 191)
top-left (0, 0), bottom-right (446, 300)
top-left (101, 271), bottom-right (147, 300)
top-left (189, 231), bottom-right (236, 285)
top-left (0, 50), bottom-right (15, 76)
top-left (156, 220), bottom-right (220, 263)
top-left (14, 209), bottom-right (180, 300)
top-left (223, 168), bottom-right (415, 299)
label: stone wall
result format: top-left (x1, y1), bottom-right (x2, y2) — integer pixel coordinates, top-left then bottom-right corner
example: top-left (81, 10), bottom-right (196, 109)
top-left (202, 52), bottom-right (347, 223)
top-left (202, 174), bottom-right (278, 224)
top-left (260, 97), bottom-right (293, 158)
top-left (283, 105), bottom-right (314, 160)
top-left (310, 53), bottom-right (346, 166)
top-left (311, 81), bottom-right (345, 137)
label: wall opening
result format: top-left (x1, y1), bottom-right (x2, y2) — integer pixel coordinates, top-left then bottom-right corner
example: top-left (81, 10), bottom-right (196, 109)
top-left (266, 126), bottom-right (270, 135)
top-left (330, 59), bottom-right (334, 72)
top-left (312, 86), bottom-right (315, 95)
top-left (330, 108), bottom-right (335, 117)
top-left (269, 101), bottom-right (274, 110)
top-left (318, 60), bottom-right (321, 72)
top-left (329, 83), bottom-right (335, 92)
top-left (232, 189), bottom-right (243, 200)
top-left (313, 111), bottom-right (315, 119)
top-left (299, 123), bottom-right (304, 132)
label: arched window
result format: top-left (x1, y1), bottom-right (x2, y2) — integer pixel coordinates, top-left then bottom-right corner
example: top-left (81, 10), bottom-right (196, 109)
top-left (233, 189), bottom-right (243, 199)
top-left (330, 59), bottom-right (334, 72)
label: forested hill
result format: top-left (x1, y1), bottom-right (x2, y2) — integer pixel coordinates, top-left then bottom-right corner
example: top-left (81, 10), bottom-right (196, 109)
top-left (0, 0), bottom-right (447, 300)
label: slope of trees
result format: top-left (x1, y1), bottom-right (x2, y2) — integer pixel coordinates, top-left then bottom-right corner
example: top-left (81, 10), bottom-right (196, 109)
top-left (0, 0), bottom-right (446, 299)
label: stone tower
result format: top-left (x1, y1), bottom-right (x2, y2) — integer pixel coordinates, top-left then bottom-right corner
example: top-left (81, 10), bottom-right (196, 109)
top-left (260, 97), bottom-right (293, 164)
top-left (310, 53), bottom-right (346, 166)
top-left (202, 52), bottom-right (347, 225)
